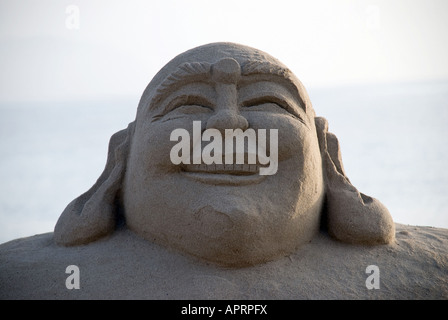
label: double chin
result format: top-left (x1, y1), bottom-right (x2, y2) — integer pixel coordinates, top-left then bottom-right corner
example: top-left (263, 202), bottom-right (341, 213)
top-left (124, 184), bottom-right (324, 267)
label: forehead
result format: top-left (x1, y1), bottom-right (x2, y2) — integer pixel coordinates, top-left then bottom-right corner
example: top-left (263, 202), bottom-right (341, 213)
top-left (148, 59), bottom-right (302, 110)
top-left (136, 43), bottom-right (314, 118)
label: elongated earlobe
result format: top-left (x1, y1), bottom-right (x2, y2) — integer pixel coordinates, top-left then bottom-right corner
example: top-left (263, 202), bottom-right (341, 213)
top-left (315, 117), bottom-right (395, 244)
top-left (54, 122), bottom-right (134, 246)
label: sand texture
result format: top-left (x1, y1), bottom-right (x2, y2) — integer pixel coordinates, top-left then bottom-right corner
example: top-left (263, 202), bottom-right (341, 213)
top-left (1, 223), bottom-right (447, 300)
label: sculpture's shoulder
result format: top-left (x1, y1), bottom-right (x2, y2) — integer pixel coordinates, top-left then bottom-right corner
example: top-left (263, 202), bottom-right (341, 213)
top-left (292, 223), bottom-right (448, 299)
top-left (0, 224), bottom-right (447, 300)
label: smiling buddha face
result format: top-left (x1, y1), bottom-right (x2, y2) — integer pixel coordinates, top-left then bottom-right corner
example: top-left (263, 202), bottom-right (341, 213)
top-left (54, 43), bottom-right (395, 267)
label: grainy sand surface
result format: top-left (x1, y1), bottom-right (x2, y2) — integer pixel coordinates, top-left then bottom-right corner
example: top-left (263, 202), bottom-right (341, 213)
top-left (1, 223), bottom-right (447, 299)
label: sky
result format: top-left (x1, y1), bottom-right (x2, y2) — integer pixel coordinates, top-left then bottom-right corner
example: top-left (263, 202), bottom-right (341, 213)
top-left (1, 0), bottom-right (448, 103)
top-left (0, 1), bottom-right (448, 243)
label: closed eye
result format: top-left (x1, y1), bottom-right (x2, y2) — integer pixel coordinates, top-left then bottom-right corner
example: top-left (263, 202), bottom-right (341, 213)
top-left (241, 95), bottom-right (306, 125)
top-left (165, 95), bottom-right (214, 114)
top-left (152, 95), bottom-right (213, 122)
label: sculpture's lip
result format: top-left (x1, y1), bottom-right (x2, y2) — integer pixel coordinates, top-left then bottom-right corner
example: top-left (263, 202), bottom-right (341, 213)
top-left (180, 164), bottom-right (267, 185)
top-left (183, 163), bottom-right (261, 174)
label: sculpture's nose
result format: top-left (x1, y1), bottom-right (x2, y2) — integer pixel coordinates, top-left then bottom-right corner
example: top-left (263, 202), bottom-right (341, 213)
top-left (206, 57), bottom-right (248, 133)
top-left (206, 110), bottom-right (249, 133)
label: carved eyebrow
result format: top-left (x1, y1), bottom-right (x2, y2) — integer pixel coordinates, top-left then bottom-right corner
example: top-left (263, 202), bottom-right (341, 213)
top-left (149, 62), bottom-right (212, 111)
top-left (241, 60), bottom-right (307, 113)
top-left (241, 60), bottom-right (290, 79)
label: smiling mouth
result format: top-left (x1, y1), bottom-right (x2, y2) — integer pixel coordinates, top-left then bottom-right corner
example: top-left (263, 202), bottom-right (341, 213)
top-left (180, 163), bottom-right (268, 185)
top-left (183, 163), bottom-right (261, 175)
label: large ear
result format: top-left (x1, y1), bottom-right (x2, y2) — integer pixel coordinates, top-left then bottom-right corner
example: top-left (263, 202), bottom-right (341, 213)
top-left (54, 122), bottom-right (135, 246)
top-left (315, 117), bottom-right (395, 244)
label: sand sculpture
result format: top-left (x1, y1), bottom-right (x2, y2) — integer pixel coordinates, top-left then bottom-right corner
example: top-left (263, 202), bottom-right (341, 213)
top-left (2, 43), bottom-right (447, 300)
top-left (53, 42), bottom-right (395, 267)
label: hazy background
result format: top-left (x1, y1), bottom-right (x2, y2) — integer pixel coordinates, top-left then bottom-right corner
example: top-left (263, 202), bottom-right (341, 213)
top-left (1, 0), bottom-right (447, 244)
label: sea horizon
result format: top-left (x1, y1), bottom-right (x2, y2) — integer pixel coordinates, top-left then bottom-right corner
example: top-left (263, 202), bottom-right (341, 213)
top-left (1, 80), bottom-right (447, 244)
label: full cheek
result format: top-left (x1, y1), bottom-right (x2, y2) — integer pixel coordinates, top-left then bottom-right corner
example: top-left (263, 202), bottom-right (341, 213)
top-left (279, 121), bottom-right (308, 161)
top-left (139, 115), bottom-right (212, 172)
top-left (137, 120), bottom-right (184, 173)
top-left (243, 111), bottom-right (305, 161)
